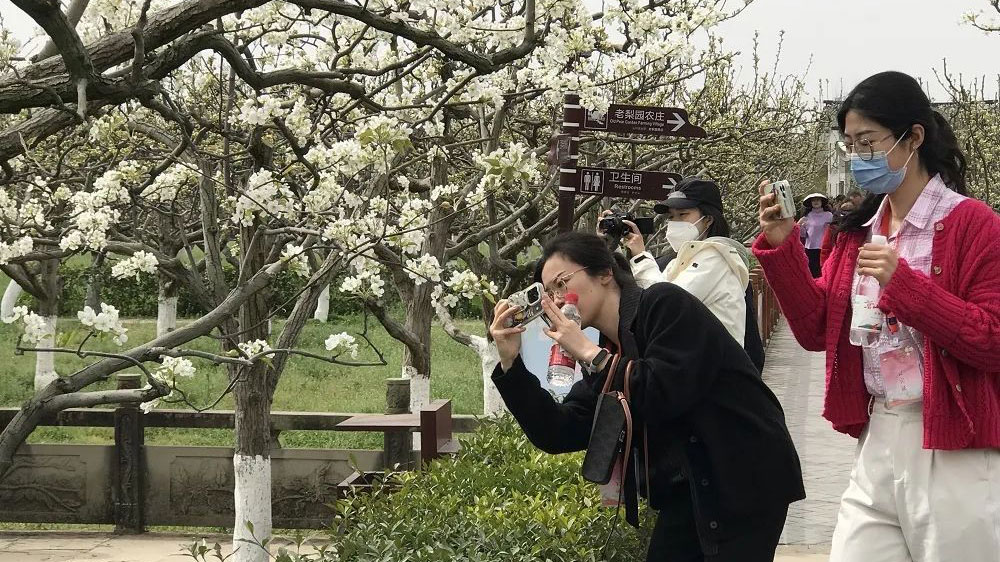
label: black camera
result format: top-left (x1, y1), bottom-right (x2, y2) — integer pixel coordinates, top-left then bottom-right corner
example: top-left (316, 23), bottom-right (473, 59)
top-left (599, 211), bottom-right (655, 240)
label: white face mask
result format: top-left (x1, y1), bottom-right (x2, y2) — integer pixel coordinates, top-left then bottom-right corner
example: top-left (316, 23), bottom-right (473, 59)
top-left (666, 216), bottom-right (706, 252)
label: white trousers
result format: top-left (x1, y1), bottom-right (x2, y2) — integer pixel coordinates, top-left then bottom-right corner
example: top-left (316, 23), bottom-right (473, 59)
top-left (830, 401), bottom-right (1000, 562)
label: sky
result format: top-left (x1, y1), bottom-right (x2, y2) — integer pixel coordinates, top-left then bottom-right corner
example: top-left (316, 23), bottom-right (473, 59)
top-left (1, 0), bottom-right (998, 101)
top-left (713, 0), bottom-right (1000, 101)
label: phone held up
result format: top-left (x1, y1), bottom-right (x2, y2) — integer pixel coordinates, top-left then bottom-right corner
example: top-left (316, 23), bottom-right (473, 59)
top-left (504, 282), bottom-right (549, 328)
top-left (764, 180), bottom-right (796, 220)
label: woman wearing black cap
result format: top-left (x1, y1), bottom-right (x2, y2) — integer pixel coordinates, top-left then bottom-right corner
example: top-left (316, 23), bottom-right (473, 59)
top-left (604, 177), bottom-right (765, 372)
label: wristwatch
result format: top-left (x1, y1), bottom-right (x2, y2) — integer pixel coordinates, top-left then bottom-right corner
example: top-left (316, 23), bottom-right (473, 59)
top-left (583, 348), bottom-right (610, 374)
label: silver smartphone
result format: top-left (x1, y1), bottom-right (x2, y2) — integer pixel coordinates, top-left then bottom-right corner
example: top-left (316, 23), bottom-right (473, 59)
top-left (764, 180), bottom-right (796, 219)
top-left (505, 282), bottom-right (546, 328)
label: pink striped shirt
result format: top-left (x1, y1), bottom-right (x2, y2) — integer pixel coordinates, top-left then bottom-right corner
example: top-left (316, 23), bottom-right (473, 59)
top-left (852, 174), bottom-right (966, 398)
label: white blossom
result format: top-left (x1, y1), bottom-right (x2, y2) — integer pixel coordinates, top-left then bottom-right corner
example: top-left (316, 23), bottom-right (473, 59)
top-left (77, 303), bottom-right (128, 345)
top-left (281, 244), bottom-right (310, 278)
top-left (152, 356), bottom-right (197, 383)
top-left (404, 254), bottom-right (442, 286)
top-left (232, 169), bottom-right (295, 227)
top-left (0, 236), bottom-right (33, 264)
top-left (339, 259), bottom-right (385, 298)
top-left (2, 306), bottom-right (50, 345)
top-left (237, 94), bottom-right (284, 126)
top-left (111, 251), bottom-right (159, 279)
top-left (476, 143), bottom-right (541, 192)
top-left (239, 339), bottom-right (272, 357)
top-left (285, 98), bottom-right (313, 144)
top-left (324, 332), bottom-right (359, 358)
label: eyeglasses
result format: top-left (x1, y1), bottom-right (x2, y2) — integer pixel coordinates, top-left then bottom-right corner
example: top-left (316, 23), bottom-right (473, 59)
top-left (545, 267), bottom-right (587, 300)
top-left (836, 133), bottom-right (895, 162)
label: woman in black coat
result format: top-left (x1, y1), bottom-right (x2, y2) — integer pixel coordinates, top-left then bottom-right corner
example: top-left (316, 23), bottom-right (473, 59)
top-left (489, 232), bottom-right (804, 562)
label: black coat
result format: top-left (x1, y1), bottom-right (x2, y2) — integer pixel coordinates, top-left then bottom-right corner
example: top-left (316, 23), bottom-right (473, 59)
top-left (491, 283), bottom-right (804, 550)
top-left (654, 253), bottom-right (765, 373)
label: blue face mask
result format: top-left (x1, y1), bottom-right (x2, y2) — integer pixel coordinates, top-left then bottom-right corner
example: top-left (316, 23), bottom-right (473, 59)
top-left (849, 135), bottom-right (915, 195)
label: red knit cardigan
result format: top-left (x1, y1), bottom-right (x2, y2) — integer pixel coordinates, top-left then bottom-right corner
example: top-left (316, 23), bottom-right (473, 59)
top-left (753, 199), bottom-right (1000, 449)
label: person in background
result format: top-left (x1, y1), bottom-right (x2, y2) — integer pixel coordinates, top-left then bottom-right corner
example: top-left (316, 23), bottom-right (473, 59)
top-left (848, 189), bottom-right (864, 208)
top-left (490, 231), bottom-right (805, 562)
top-left (602, 178), bottom-right (765, 373)
top-left (796, 193), bottom-right (833, 277)
top-left (753, 70), bottom-right (1000, 562)
top-left (820, 200), bottom-right (857, 264)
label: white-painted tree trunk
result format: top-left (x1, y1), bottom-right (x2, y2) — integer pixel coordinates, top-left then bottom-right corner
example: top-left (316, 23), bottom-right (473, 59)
top-left (34, 316), bottom-right (58, 391)
top-left (1, 280), bottom-right (22, 318)
top-left (232, 454), bottom-right (272, 562)
top-left (403, 365), bottom-right (430, 448)
top-left (478, 341), bottom-right (506, 417)
top-left (433, 302), bottom-right (507, 416)
top-left (156, 294), bottom-right (178, 337)
top-left (312, 285), bottom-right (330, 322)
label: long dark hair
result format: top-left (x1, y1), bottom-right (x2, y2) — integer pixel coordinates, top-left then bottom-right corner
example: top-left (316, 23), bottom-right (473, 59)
top-left (837, 71), bottom-right (968, 233)
top-left (698, 204), bottom-right (731, 239)
top-left (533, 231), bottom-right (637, 290)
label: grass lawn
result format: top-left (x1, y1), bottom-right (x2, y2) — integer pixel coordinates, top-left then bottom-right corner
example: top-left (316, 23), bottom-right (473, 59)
top-left (0, 313), bottom-right (487, 449)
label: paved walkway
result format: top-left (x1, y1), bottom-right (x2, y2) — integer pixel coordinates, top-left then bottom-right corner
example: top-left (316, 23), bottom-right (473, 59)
top-left (763, 318), bottom-right (856, 548)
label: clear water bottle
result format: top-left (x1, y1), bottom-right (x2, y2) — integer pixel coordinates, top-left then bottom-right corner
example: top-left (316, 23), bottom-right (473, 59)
top-left (547, 293), bottom-right (581, 387)
top-left (849, 234), bottom-right (887, 347)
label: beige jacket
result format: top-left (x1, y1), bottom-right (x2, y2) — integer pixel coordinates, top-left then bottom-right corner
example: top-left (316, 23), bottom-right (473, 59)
top-left (629, 237), bottom-right (750, 345)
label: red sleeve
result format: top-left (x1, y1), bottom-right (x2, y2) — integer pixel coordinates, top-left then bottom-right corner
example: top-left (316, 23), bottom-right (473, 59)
top-left (751, 225), bottom-right (837, 352)
top-left (820, 227), bottom-right (834, 264)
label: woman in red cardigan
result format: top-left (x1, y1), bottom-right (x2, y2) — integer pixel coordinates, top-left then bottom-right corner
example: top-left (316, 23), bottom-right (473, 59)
top-left (753, 71), bottom-right (1000, 562)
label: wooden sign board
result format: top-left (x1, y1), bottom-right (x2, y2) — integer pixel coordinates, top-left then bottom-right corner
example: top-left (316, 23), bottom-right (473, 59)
top-left (581, 104), bottom-right (706, 138)
top-left (576, 166), bottom-right (682, 201)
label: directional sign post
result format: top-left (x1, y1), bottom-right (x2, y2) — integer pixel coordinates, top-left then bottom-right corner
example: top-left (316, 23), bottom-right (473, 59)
top-left (556, 99), bottom-right (707, 232)
top-left (577, 167), bottom-right (681, 201)
top-left (581, 104), bottom-right (707, 138)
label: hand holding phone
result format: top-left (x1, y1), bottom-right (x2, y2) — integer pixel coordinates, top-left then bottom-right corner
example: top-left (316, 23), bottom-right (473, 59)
top-left (504, 282), bottom-right (546, 328)
top-left (763, 180), bottom-right (796, 219)
top-left (758, 179), bottom-right (797, 248)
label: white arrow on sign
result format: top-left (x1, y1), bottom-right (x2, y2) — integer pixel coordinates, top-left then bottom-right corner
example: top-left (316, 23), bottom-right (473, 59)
top-left (665, 112), bottom-right (686, 132)
top-left (662, 177), bottom-right (678, 189)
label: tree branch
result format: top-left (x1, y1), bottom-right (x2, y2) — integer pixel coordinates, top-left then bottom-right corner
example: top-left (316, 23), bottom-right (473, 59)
top-left (11, 0), bottom-right (96, 82)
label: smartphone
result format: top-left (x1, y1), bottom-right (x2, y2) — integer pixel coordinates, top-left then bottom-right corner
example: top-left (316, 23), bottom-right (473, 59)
top-left (505, 282), bottom-right (546, 327)
top-left (764, 180), bottom-right (796, 220)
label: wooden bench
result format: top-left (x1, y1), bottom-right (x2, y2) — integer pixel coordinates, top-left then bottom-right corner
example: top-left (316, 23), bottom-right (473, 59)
top-left (336, 398), bottom-right (460, 466)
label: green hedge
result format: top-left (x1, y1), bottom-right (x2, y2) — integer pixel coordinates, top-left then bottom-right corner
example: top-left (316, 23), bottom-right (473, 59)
top-left (327, 416), bottom-right (652, 562)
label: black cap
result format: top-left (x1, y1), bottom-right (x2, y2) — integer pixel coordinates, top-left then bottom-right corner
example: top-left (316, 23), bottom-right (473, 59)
top-left (654, 177), bottom-right (723, 214)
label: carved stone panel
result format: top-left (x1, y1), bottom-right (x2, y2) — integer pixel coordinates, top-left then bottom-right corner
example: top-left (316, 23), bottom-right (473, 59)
top-left (144, 446), bottom-right (383, 528)
top-left (1, 444), bottom-right (113, 524)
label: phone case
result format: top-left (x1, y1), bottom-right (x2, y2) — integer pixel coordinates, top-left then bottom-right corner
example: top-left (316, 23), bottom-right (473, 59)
top-left (766, 180), bottom-right (795, 219)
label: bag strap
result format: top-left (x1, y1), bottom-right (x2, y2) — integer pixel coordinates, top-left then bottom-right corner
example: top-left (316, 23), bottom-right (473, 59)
top-left (623, 360), bottom-right (652, 502)
top-left (600, 353), bottom-right (622, 395)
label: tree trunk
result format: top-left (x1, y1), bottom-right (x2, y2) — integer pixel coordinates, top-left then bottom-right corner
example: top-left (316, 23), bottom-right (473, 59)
top-left (312, 285), bottom-right (330, 322)
top-left (156, 278), bottom-right (178, 337)
top-left (34, 261), bottom-right (61, 391)
top-left (401, 157), bottom-right (450, 444)
top-left (231, 218), bottom-right (273, 562)
top-left (84, 252), bottom-right (104, 311)
top-left (435, 302), bottom-right (505, 416)
top-left (1, 280), bottom-right (21, 318)
top-left (34, 315), bottom-right (58, 391)
top-left (480, 342), bottom-right (504, 416)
